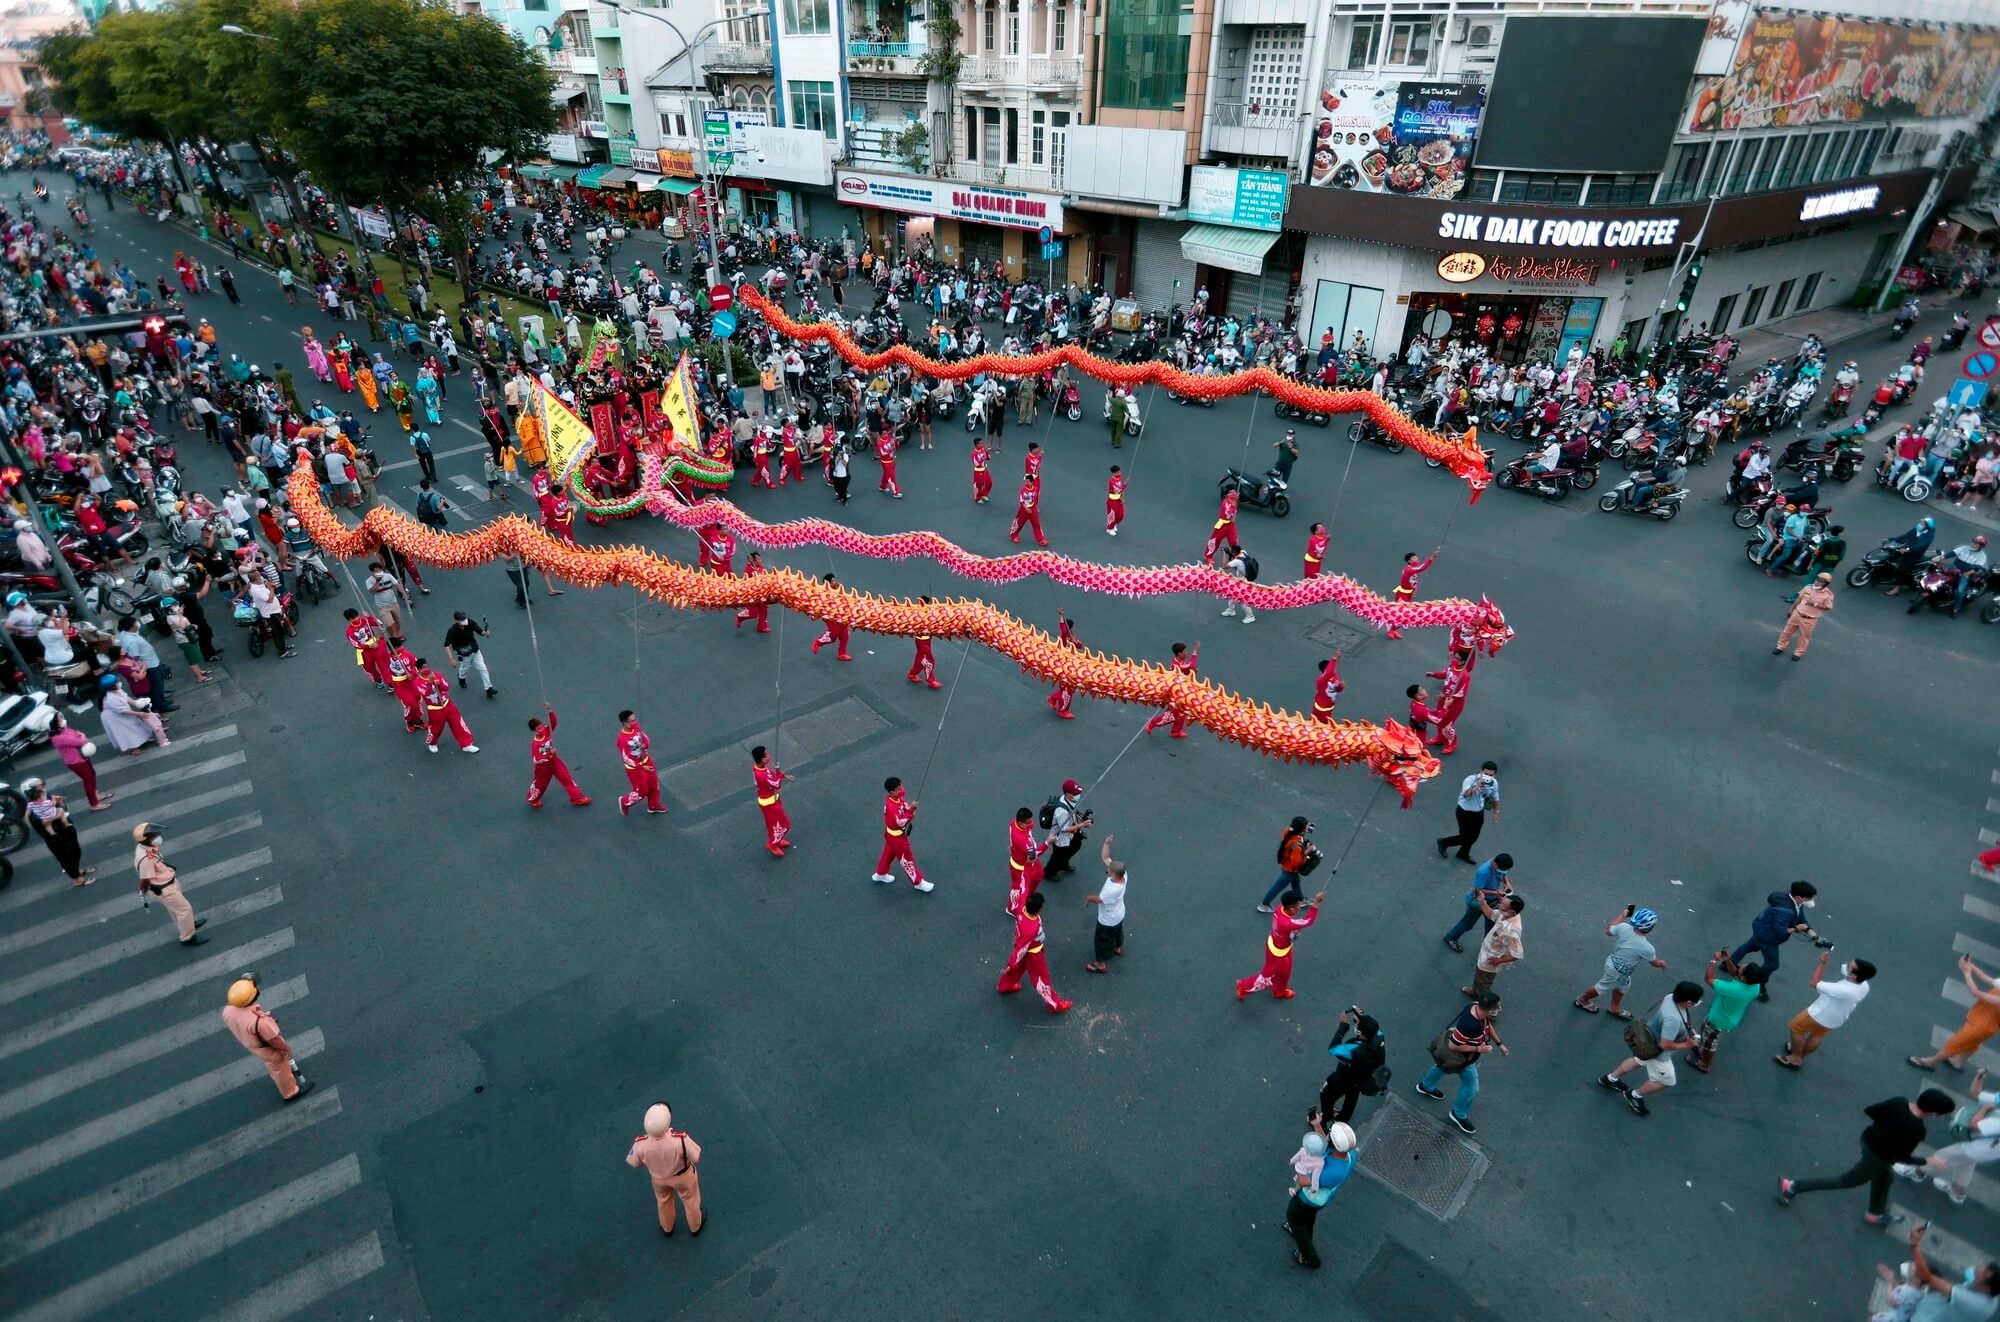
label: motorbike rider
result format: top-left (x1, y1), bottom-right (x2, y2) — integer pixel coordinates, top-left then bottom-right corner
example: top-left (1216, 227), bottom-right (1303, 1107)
top-left (1525, 436), bottom-right (1562, 477)
top-left (1781, 375), bottom-right (1815, 417)
top-left (1948, 310), bottom-right (1971, 345)
top-left (1780, 465), bottom-right (1821, 511)
top-left (1895, 295), bottom-right (1920, 331)
top-left (1880, 516), bottom-right (1937, 587)
top-left (1933, 535), bottom-right (1990, 614)
top-left (1832, 360), bottom-right (1861, 397)
top-left (1763, 503), bottom-right (1815, 573)
top-left (1624, 450), bottom-right (1683, 510)
top-left (1910, 335), bottom-right (1936, 367)
top-left (1729, 440), bottom-right (1772, 501)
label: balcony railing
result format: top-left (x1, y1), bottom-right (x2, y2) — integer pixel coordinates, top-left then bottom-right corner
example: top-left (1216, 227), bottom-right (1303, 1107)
top-left (848, 39), bottom-right (920, 58)
top-left (1209, 99), bottom-right (1297, 131)
top-left (707, 41), bottom-right (773, 70)
top-left (959, 56), bottom-right (1009, 84)
top-left (942, 159), bottom-right (1063, 193)
top-left (1027, 56), bottom-right (1080, 89)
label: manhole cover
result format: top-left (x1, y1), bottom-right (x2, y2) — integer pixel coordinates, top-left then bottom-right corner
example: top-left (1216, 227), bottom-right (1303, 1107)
top-left (1354, 1093), bottom-right (1489, 1221)
top-left (1303, 618), bottom-right (1373, 653)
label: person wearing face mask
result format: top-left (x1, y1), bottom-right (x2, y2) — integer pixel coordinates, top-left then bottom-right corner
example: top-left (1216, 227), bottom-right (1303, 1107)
top-left (1776, 946), bottom-right (1876, 1071)
top-left (134, 821), bottom-right (205, 946)
top-left (1731, 881), bottom-right (1820, 1003)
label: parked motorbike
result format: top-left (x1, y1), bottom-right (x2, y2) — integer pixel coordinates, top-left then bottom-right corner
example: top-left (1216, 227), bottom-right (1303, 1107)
top-left (1058, 382), bottom-right (1082, 422)
top-left (1874, 451), bottom-right (1936, 503)
top-left (1218, 468), bottom-right (1291, 518)
top-left (0, 689), bottom-right (55, 763)
top-left (1102, 392), bottom-right (1144, 437)
top-left (0, 778), bottom-right (25, 854)
top-left (1598, 477), bottom-right (1686, 520)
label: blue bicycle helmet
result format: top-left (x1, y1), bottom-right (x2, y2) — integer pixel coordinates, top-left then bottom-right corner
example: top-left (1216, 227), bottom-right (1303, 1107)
top-left (1630, 908), bottom-right (1659, 933)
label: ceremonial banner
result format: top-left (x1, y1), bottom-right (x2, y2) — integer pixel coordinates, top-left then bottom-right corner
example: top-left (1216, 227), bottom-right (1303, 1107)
top-left (589, 402), bottom-right (617, 455)
top-left (661, 353), bottom-right (703, 448)
top-left (639, 388), bottom-right (662, 434)
top-left (536, 383), bottom-right (594, 484)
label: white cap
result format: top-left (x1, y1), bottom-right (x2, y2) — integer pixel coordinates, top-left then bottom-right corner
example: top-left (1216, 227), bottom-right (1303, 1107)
top-left (1326, 1121), bottom-right (1357, 1153)
top-left (643, 1103), bottom-right (672, 1136)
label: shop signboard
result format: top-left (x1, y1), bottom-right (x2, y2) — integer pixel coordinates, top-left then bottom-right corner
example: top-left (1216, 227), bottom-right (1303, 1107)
top-left (1684, 12), bottom-right (2000, 132)
top-left (546, 133), bottom-right (582, 164)
top-left (346, 206), bottom-right (392, 241)
top-left (726, 110), bottom-right (770, 151)
top-left (834, 169), bottom-right (1065, 233)
top-left (1186, 166), bottom-right (1288, 233)
top-left (741, 124), bottom-right (833, 187)
top-left (1307, 78), bottom-right (1485, 200)
top-left (657, 149), bottom-right (698, 179)
top-left (1556, 298), bottom-right (1605, 365)
top-left (608, 137), bottom-right (638, 167)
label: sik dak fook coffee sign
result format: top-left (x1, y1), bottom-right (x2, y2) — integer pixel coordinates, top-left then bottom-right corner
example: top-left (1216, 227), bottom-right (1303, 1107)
top-left (1309, 79), bottom-right (1485, 199)
top-left (1487, 256), bottom-right (1602, 286)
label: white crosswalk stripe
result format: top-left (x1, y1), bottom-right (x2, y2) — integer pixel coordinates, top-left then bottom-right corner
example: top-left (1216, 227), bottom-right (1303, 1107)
top-left (0, 719), bottom-right (386, 1317)
top-left (9, 1157), bottom-right (363, 1322)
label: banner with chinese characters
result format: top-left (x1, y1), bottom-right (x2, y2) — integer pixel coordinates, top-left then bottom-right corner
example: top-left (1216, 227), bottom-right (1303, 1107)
top-left (661, 353), bottom-right (703, 449)
top-left (1308, 79), bottom-right (1485, 199)
top-left (535, 383), bottom-right (593, 484)
top-left (1684, 14), bottom-right (2000, 132)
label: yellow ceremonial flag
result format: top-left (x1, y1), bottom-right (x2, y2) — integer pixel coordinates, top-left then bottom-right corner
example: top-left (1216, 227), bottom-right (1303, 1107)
top-left (661, 352), bottom-right (704, 450)
top-left (536, 382), bottom-right (595, 485)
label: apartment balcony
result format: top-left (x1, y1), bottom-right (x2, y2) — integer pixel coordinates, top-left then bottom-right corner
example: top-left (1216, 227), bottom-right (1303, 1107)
top-left (960, 56), bottom-right (1080, 94)
top-left (1205, 100), bottom-right (1299, 159)
top-left (707, 41), bottom-right (773, 72)
top-left (942, 158), bottom-right (1064, 193)
top-left (568, 53), bottom-right (599, 77)
top-left (846, 39), bottom-right (925, 76)
top-left (848, 120), bottom-right (927, 174)
top-left (1027, 56), bottom-right (1080, 91)
top-left (1218, 0), bottom-right (1313, 25)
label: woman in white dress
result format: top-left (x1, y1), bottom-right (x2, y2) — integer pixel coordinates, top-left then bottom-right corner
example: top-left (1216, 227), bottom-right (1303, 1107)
top-left (98, 676), bottom-right (170, 754)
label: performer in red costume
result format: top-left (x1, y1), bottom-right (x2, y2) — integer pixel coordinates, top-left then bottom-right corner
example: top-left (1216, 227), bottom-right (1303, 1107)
top-left (1105, 466), bottom-right (1126, 535)
top-left (615, 709), bottom-right (667, 815)
top-left (537, 472), bottom-right (578, 545)
top-left (1406, 682), bottom-right (1443, 744)
top-left (526, 707), bottom-right (590, 806)
top-left (1205, 490), bottom-right (1240, 563)
top-left (1425, 654), bottom-right (1472, 755)
top-left (779, 424), bottom-right (804, 486)
top-left (1310, 655), bottom-right (1344, 724)
top-left (1009, 474), bottom-right (1047, 546)
top-left (810, 571), bottom-right (852, 660)
top-left (1006, 806), bottom-right (1049, 918)
top-left (870, 776), bottom-right (933, 891)
top-left (876, 431), bottom-right (902, 498)
top-left (1236, 888), bottom-right (1326, 1000)
top-left (1047, 610), bottom-right (1080, 719)
top-left (734, 551), bottom-right (770, 632)
top-left (1387, 549), bottom-right (1437, 640)
top-left (1023, 441), bottom-right (1044, 481)
top-left (414, 658), bottom-right (478, 753)
top-left (698, 525), bottom-right (735, 576)
top-left (1142, 641), bottom-right (1199, 738)
top-left (751, 744), bottom-right (791, 857)
top-left (997, 892), bottom-right (1071, 1013)
top-left (342, 608), bottom-right (390, 688)
top-left (749, 430), bottom-right (777, 489)
top-left (907, 598), bottom-right (942, 688)
top-left (1303, 522), bottom-right (1329, 578)
top-left (383, 645), bottom-right (423, 732)
top-left (970, 440), bottom-right (993, 504)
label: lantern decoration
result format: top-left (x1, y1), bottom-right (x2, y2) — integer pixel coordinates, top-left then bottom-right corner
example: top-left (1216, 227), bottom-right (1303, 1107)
top-left (288, 468), bottom-right (1444, 802)
top-left (732, 288), bottom-right (1493, 501)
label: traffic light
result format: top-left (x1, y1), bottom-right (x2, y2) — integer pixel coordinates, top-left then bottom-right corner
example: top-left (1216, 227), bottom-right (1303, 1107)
top-left (1675, 255), bottom-right (1705, 313)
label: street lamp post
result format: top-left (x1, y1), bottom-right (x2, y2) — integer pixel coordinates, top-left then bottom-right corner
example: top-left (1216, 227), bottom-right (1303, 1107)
top-left (1650, 92), bottom-right (1821, 357)
top-left (599, 2), bottom-right (738, 289)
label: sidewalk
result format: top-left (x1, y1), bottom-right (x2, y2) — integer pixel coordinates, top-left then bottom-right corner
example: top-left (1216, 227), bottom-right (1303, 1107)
top-left (1731, 287), bottom-right (1968, 362)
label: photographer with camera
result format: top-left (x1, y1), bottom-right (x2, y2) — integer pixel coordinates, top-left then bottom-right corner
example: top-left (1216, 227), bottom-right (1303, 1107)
top-left (1730, 880), bottom-right (1824, 1003)
top-left (1775, 946), bottom-right (1875, 1071)
top-left (1258, 817), bottom-right (1323, 914)
top-left (1040, 779), bottom-right (1092, 879)
top-left (1314, 1008), bottom-right (1389, 1127)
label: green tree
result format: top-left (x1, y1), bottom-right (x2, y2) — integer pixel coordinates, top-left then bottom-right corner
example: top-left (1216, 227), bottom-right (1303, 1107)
top-left (257, 0), bottom-right (558, 301)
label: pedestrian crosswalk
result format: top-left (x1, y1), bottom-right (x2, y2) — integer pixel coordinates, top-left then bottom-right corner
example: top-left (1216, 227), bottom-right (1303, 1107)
top-left (0, 721), bottom-right (387, 1320)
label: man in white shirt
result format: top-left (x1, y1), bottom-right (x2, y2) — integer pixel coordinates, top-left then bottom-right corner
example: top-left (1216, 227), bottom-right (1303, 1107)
top-left (1084, 835), bottom-right (1128, 973)
top-left (1776, 946), bottom-right (1874, 1070)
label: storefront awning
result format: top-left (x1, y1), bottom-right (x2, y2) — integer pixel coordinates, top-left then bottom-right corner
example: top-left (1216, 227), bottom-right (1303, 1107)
top-left (596, 167), bottom-right (637, 189)
top-left (651, 176), bottom-right (699, 195)
top-left (1948, 205), bottom-right (2000, 236)
top-left (575, 165), bottom-right (615, 189)
top-left (1180, 224), bottom-right (1280, 276)
top-left (515, 164), bottom-right (577, 182)
top-left (552, 85), bottom-right (586, 105)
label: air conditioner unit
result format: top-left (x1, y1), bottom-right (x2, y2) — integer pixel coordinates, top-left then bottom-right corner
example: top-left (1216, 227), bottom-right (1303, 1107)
top-left (1468, 23), bottom-right (1494, 47)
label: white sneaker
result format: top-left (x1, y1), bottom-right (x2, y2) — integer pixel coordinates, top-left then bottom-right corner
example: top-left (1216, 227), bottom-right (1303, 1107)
top-left (426, 743), bottom-right (439, 754)
top-left (871, 872), bottom-right (893, 884)
top-left (913, 880), bottom-right (935, 893)
top-left (1241, 613), bottom-right (1256, 625)
top-left (1220, 606), bottom-right (1234, 617)
top-left (463, 745), bottom-right (480, 754)
top-left (1107, 527), bottom-right (1117, 536)
top-left (1895, 1162), bottom-right (1926, 1182)
top-left (1934, 1177), bottom-right (1969, 1204)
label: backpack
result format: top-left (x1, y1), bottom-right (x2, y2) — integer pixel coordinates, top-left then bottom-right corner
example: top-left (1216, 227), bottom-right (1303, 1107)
top-left (416, 489), bottom-right (446, 529)
top-left (1359, 1064), bottom-right (1392, 1096)
top-left (1037, 795), bottom-right (1059, 831)
top-left (1242, 555), bottom-right (1259, 582)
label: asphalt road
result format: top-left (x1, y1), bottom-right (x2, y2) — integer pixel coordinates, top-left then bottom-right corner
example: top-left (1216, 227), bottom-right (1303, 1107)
top-left (5, 181), bottom-right (2000, 1322)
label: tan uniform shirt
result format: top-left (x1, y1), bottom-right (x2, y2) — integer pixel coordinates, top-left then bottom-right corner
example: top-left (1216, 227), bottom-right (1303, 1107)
top-left (1790, 584), bottom-right (1835, 620)
top-left (626, 1131), bottom-right (701, 1181)
top-left (222, 1003), bottom-right (288, 1056)
top-left (136, 848), bottom-right (176, 892)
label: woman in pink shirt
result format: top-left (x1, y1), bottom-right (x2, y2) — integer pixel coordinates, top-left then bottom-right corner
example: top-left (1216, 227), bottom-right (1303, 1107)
top-left (47, 712), bottom-right (111, 810)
